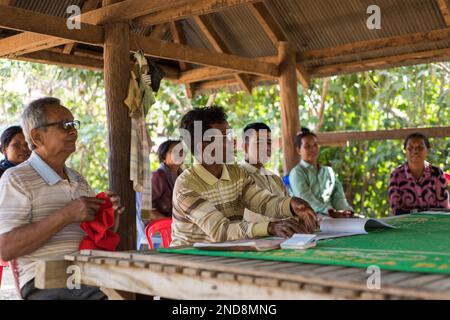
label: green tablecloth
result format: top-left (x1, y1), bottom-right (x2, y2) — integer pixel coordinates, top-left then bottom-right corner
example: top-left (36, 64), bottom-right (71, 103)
top-left (159, 213), bottom-right (450, 274)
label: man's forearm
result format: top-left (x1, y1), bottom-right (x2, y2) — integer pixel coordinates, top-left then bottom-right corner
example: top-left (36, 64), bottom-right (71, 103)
top-left (0, 209), bottom-right (71, 261)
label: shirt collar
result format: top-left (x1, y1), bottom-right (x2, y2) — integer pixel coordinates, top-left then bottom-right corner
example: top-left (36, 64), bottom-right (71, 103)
top-left (241, 161), bottom-right (275, 176)
top-left (193, 164), bottom-right (231, 185)
top-left (241, 161), bottom-right (258, 174)
top-left (404, 161), bottom-right (431, 180)
top-left (28, 151), bottom-right (78, 186)
top-left (300, 159), bottom-right (315, 169)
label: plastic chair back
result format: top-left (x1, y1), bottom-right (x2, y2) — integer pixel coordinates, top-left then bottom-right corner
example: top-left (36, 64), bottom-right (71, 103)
top-left (145, 218), bottom-right (173, 249)
top-left (445, 172), bottom-right (450, 184)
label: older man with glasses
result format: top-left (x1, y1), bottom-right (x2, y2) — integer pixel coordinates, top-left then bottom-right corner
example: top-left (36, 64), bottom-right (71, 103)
top-left (0, 97), bottom-right (124, 300)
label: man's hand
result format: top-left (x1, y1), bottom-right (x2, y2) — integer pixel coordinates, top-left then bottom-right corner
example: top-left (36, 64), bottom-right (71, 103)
top-left (61, 196), bottom-right (104, 223)
top-left (267, 218), bottom-right (311, 238)
top-left (328, 209), bottom-right (354, 218)
top-left (290, 197), bottom-right (319, 233)
top-left (105, 190), bottom-right (125, 232)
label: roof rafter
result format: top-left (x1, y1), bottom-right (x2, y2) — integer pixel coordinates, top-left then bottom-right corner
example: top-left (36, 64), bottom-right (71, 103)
top-left (170, 20), bottom-right (195, 98)
top-left (0, 5), bottom-right (104, 47)
top-left (193, 14), bottom-right (253, 94)
top-left (63, 0), bottom-right (101, 55)
top-left (436, 0), bottom-right (450, 26)
top-left (247, 1), bottom-right (310, 90)
top-left (134, 0), bottom-right (259, 26)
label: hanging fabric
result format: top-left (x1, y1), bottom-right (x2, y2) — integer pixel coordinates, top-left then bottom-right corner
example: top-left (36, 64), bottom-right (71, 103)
top-left (125, 50), bottom-right (156, 220)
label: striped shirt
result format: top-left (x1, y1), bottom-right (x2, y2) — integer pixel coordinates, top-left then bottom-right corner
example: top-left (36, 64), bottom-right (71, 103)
top-left (0, 152), bottom-right (94, 288)
top-left (171, 164), bottom-right (293, 246)
top-left (241, 162), bottom-right (288, 223)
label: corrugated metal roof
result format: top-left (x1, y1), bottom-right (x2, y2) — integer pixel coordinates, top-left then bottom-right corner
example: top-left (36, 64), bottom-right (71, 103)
top-left (266, 0), bottom-right (446, 52)
top-left (15, 0), bottom-right (85, 18)
top-left (1, 0), bottom-right (449, 91)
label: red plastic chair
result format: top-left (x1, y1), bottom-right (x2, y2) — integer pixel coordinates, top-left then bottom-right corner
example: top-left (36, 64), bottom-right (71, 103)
top-left (445, 172), bottom-right (450, 184)
top-left (0, 259), bottom-right (8, 288)
top-left (0, 259), bottom-right (22, 299)
top-left (145, 218), bottom-right (173, 249)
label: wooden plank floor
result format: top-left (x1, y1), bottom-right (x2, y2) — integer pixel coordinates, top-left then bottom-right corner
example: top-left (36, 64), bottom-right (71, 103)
top-left (42, 249), bottom-right (450, 299)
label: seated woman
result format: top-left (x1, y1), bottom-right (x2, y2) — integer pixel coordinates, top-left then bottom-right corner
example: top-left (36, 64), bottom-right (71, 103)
top-left (0, 125), bottom-right (31, 177)
top-left (289, 128), bottom-right (354, 218)
top-left (150, 139), bottom-right (185, 220)
top-left (389, 133), bottom-right (449, 215)
top-left (136, 139), bottom-right (184, 248)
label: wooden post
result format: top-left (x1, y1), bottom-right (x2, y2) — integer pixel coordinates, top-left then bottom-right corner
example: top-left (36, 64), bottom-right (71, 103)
top-left (103, 0), bottom-right (136, 250)
top-left (278, 41), bottom-right (300, 174)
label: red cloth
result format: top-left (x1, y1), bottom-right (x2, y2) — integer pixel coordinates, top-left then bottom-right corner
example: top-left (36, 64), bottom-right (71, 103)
top-left (79, 192), bottom-right (120, 251)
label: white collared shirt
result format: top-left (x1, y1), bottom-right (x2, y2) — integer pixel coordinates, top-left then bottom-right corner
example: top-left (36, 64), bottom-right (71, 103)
top-left (240, 162), bottom-right (288, 223)
top-left (0, 152), bottom-right (94, 288)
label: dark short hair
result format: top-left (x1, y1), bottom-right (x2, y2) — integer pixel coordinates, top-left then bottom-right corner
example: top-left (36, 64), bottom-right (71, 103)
top-left (404, 132), bottom-right (430, 149)
top-left (179, 106), bottom-right (228, 154)
top-left (243, 122), bottom-right (271, 143)
top-left (295, 127), bottom-right (317, 148)
top-left (0, 126), bottom-right (23, 150)
top-left (157, 139), bottom-right (181, 163)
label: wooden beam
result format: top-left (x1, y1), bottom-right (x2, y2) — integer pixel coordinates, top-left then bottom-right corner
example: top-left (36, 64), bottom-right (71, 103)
top-left (0, 5), bottom-right (103, 46)
top-left (195, 75), bottom-right (269, 91)
top-left (278, 42), bottom-right (300, 174)
top-left (437, 0), bottom-right (450, 26)
top-left (316, 127), bottom-right (450, 146)
top-left (103, 0), bottom-right (135, 250)
top-left (310, 48), bottom-right (450, 77)
top-left (63, 0), bottom-right (101, 55)
top-left (298, 28), bottom-right (450, 62)
top-left (247, 2), bottom-right (310, 89)
top-left (0, 0), bottom-right (191, 57)
top-left (196, 78), bottom-right (239, 90)
top-left (170, 20), bottom-right (194, 98)
top-left (149, 23), bottom-right (168, 39)
top-left (0, 0), bottom-right (16, 5)
top-left (81, 0), bottom-right (192, 25)
top-left (35, 258), bottom-right (72, 290)
top-left (247, 2), bottom-right (286, 47)
top-left (129, 34), bottom-right (279, 77)
top-left (10, 50), bottom-right (104, 71)
top-left (0, 33), bottom-right (71, 57)
top-left (194, 14), bottom-right (253, 94)
top-left (134, 0), bottom-right (258, 26)
top-left (178, 67), bottom-right (236, 83)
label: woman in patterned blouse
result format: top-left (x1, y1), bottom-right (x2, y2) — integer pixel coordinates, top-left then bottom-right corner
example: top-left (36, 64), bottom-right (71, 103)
top-left (388, 133), bottom-right (449, 215)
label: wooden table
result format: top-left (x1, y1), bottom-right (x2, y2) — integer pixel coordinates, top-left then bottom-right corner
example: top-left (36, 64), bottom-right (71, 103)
top-left (34, 249), bottom-right (450, 300)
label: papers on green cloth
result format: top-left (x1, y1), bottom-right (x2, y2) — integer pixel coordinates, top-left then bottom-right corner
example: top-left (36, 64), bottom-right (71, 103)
top-left (160, 214), bottom-right (450, 275)
top-left (194, 237), bottom-right (285, 252)
top-left (316, 216), bottom-right (397, 240)
top-left (195, 217), bottom-right (397, 252)
top-left (280, 217), bottom-right (396, 249)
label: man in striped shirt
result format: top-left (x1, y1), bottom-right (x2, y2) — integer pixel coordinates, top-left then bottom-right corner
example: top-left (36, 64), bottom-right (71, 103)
top-left (171, 106), bottom-right (318, 246)
top-left (0, 97), bottom-right (124, 300)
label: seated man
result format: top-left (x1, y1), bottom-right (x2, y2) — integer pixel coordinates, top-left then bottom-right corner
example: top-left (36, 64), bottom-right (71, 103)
top-left (240, 122), bottom-right (288, 223)
top-left (0, 97), bottom-right (124, 300)
top-left (171, 106), bottom-right (318, 247)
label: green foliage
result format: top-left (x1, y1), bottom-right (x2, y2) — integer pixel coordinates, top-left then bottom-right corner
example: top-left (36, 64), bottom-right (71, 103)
top-left (0, 60), bottom-right (448, 217)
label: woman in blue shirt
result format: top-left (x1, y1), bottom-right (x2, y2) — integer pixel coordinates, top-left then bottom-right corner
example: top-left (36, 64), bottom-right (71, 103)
top-left (289, 128), bottom-right (353, 218)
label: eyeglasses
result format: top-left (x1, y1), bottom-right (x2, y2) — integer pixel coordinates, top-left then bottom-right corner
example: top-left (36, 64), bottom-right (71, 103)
top-left (37, 120), bottom-right (80, 131)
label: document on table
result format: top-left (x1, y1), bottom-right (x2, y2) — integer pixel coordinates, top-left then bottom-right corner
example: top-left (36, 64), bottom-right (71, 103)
top-left (280, 217), bottom-right (397, 249)
top-left (316, 216), bottom-right (397, 240)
